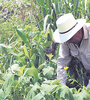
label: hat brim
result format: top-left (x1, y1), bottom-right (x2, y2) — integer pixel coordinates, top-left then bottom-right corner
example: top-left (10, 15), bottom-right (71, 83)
top-left (53, 19), bottom-right (86, 43)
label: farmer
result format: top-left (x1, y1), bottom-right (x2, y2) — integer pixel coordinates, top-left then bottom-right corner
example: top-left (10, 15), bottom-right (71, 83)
top-left (53, 13), bottom-right (90, 88)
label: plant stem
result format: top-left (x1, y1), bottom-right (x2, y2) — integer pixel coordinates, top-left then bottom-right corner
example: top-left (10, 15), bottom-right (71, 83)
top-left (30, 0), bottom-right (33, 57)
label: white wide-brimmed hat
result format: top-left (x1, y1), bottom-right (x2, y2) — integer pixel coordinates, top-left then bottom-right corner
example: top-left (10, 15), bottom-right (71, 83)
top-left (53, 13), bottom-right (86, 43)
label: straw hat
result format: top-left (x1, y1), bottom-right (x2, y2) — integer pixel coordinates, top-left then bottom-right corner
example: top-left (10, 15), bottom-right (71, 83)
top-left (53, 13), bottom-right (86, 43)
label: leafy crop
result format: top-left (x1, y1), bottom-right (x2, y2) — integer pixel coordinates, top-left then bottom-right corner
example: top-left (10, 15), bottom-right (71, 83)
top-left (0, 0), bottom-right (90, 100)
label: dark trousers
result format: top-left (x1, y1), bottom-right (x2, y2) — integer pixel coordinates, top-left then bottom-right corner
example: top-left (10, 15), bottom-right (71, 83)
top-left (66, 56), bottom-right (90, 89)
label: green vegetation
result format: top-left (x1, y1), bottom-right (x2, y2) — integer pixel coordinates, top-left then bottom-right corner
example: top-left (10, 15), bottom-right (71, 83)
top-left (0, 0), bottom-right (90, 100)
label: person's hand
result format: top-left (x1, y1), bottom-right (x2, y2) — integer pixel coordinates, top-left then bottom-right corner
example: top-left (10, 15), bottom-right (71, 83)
top-left (86, 80), bottom-right (90, 88)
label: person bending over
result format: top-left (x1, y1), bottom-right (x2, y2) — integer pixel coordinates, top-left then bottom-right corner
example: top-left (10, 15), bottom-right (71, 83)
top-left (53, 13), bottom-right (90, 88)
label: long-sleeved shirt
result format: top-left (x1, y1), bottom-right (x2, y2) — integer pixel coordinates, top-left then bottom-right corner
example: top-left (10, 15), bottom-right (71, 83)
top-left (57, 23), bottom-right (90, 84)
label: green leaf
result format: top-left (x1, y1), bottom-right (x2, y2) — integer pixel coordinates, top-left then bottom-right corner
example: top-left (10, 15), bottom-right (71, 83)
top-left (56, 84), bottom-right (74, 100)
top-left (0, 80), bottom-right (4, 84)
top-left (18, 65), bottom-right (26, 76)
top-left (46, 53), bottom-right (53, 60)
top-left (39, 0), bottom-right (46, 17)
top-left (0, 44), bottom-right (17, 56)
top-left (52, 79), bottom-right (60, 85)
top-left (31, 54), bottom-right (36, 66)
top-left (10, 64), bottom-right (25, 76)
top-left (25, 66), bottom-right (39, 82)
top-left (16, 29), bottom-right (30, 47)
top-left (32, 93), bottom-right (44, 100)
top-left (0, 89), bottom-right (4, 100)
top-left (3, 74), bottom-right (14, 99)
top-left (10, 64), bottom-right (20, 74)
top-left (25, 83), bottom-right (40, 100)
top-left (38, 62), bottom-right (46, 71)
top-left (0, 44), bottom-right (11, 49)
top-left (44, 14), bottom-right (52, 32)
top-left (40, 83), bottom-right (57, 95)
top-left (44, 41), bottom-right (52, 48)
top-left (23, 45), bottom-right (29, 59)
top-left (73, 89), bottom-right (90, 100)
top-left (86, 85), bottom-right (90, 93)
top-left (42, 66), bottom-right (54, 78)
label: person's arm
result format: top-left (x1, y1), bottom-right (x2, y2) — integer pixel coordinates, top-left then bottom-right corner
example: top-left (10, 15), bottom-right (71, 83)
top-left (86, 80), bottom-right (90, 87)
top-left (57, 43), bottom-right (71, 84)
